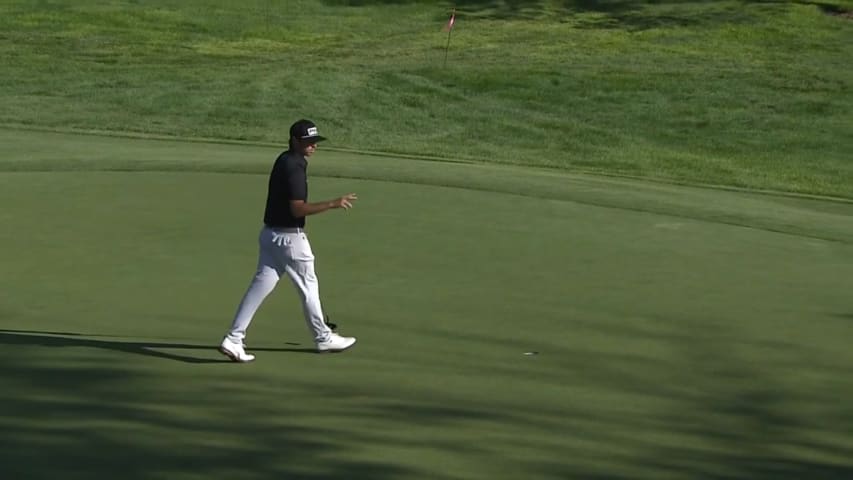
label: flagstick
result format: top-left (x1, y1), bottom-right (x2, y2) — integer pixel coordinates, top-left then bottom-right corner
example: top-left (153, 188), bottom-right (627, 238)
top-left (443, 27), bottom-right (453, 68)
top-left (443, 8), bottom-right (455, 68)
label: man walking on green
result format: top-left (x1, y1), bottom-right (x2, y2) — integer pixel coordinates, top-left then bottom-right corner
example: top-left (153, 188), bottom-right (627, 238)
top-left (219, 119), bottom-right (358, 362)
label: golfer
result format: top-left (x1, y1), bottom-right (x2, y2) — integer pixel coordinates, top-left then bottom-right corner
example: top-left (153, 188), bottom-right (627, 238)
top-left (219, 119), bottom-right (357, 362)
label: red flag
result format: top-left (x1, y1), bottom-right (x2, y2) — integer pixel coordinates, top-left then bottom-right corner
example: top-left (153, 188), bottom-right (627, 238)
top-left (443, 10), bottom-right (456, 32)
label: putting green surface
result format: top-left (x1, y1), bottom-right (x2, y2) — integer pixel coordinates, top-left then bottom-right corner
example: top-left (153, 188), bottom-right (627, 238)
top-left (1, 130), bottom-right (852, 479)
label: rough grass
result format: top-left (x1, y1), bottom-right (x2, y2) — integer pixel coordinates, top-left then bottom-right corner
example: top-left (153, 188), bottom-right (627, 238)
top-left (0, 0), bottom-right (851, 196)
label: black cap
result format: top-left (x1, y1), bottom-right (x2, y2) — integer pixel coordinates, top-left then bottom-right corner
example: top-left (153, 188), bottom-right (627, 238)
top-left (289, 119), bottom-right (327, 143)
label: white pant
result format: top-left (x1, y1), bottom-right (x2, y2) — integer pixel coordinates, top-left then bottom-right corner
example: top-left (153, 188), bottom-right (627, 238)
top-left (226, 226), bottom-right (332, 344)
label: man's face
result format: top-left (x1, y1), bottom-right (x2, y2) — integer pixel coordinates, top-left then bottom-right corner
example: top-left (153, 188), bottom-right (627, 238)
top-left (296, 138), bottom-right (318, 157)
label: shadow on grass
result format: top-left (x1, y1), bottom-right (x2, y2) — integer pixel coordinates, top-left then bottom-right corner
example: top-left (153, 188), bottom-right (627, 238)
top-left (320, 0), bottom-right (836, 29)
top-left (0, 329), bottom-right (317, 363)
top-left (406, 316), bottom-right (853, 479)
top-left (0, 330), bottom-right (404, 480)
top-left (1, 322), bottom-right (852, 479)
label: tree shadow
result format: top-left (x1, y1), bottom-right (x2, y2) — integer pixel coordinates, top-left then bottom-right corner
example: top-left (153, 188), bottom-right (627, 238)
top-left (0, 329), bottom-right (317, 363)
top-left (321, 0), bottom-right (848, 30)
top-left (322, 0), bottom-right (642, 20)
top-left (0, 317), bottom-right (853, 480)
top-left (2, 316), bottom-right (851, 479)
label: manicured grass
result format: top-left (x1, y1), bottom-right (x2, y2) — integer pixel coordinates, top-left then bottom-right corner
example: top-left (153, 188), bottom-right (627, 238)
top-left (1, 1), bottom-right (852, 476)
top-left (1, 0), bottom-right (851, 196)
top-left (1, 131), bottom-right (852, 479)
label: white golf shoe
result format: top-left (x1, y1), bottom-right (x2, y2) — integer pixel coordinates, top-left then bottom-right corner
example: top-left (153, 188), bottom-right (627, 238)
top-left (219, 338), bottom-right (255, 363)
top-left (316, 333), bottom-right (357, 353)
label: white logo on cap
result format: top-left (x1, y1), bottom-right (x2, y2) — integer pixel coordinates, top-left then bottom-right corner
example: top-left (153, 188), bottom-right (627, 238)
top-left (306, 127), bottom-right (319, 137)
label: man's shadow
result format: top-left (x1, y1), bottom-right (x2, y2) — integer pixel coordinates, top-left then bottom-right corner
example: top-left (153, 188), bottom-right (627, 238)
top-left (0, 329), bottom-right (316, 363)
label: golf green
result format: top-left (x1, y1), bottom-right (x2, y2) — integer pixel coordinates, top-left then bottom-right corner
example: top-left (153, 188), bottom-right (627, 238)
top-left (1, 131), bottom-right (852, 479)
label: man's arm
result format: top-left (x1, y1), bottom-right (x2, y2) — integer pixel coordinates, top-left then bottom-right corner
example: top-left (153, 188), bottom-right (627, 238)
top-left (290, 193), bottom-right (358, 218)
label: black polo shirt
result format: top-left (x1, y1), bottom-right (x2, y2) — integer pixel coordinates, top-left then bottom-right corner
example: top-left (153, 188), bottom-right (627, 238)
top-left (263, 150), bottom-right (308, 228)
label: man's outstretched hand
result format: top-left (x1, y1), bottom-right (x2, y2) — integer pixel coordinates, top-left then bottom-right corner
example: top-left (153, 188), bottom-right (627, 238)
top-left (334, 193), bottom-right (358, 210)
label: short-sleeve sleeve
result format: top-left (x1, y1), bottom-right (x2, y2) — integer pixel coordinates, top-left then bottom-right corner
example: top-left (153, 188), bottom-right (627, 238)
top-left (285, 162), bottom-right (307, 201)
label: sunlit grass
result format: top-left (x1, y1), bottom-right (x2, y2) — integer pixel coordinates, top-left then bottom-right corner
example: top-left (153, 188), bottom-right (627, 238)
top-left (1, 0), bottom-right (851, 196)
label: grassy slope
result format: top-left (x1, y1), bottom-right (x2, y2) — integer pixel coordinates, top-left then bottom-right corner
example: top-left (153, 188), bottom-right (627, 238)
top-left (0, 0), bottom-right (852, 196)
top-left (2, 128), bottom-right (852, 243)
top-left (1, 132), bottom-right (852, 479)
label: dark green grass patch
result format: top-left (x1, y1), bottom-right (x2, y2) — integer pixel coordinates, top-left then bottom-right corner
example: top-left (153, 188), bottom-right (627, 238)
top-left (1, 131), bottom-right (852, 479)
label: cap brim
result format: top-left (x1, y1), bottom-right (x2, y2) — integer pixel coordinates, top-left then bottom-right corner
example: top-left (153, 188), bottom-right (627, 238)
top-left (302, 135), bottom-right (327, 143)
